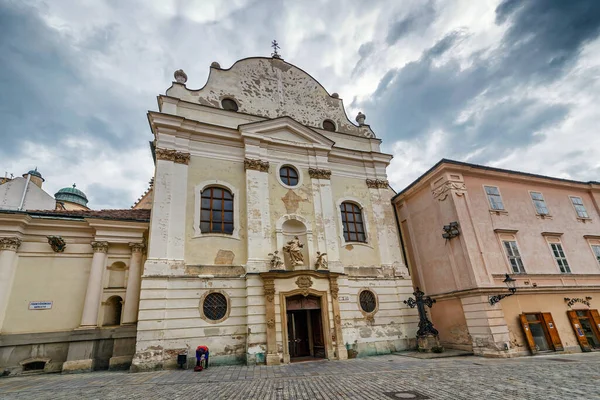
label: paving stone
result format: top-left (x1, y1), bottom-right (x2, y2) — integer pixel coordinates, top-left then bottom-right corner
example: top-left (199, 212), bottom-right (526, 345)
top-left (0, 353), bottom-right (599, 399)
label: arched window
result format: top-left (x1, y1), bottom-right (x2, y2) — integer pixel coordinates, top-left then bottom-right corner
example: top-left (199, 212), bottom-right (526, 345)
top-left (201, 187), bottom-right (234, 234)
top-left (221, 98), bottom-right (239, 112)
top-left (322, 120), bottom-right (336, 132)
top-left (103, 296), bottom-right (123, 326)
top-left (340, 202), bottom-right (366, 242)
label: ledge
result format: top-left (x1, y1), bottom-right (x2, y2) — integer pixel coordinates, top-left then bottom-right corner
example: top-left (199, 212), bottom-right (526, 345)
top-left (584, 235), bottom-right (600, 240)
top-left (541, 232), bottom-right (563, 237)
top-left (493, 228), bottom-right (518, 234)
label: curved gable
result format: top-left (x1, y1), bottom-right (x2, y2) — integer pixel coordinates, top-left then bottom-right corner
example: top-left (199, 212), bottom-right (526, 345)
top-left (166, 57), bottom-right (374, 138)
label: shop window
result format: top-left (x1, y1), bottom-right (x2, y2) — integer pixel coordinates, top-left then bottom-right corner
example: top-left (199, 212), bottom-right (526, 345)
top-left (567, 309), bottom-right (600, 351)
top-left (519, 312), bottom-right (563, 354)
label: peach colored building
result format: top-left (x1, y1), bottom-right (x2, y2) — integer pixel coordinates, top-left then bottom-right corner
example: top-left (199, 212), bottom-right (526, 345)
top-left (393, 159), bottom-right (600, 357)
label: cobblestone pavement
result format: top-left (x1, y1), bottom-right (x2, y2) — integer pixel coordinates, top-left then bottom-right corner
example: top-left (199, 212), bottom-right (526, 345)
top-left (1, 352), bottom-right (600, 400)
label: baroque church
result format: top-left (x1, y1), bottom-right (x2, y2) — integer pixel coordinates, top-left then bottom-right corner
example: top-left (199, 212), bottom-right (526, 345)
top-left (0, 54), bottom-right (417, 374)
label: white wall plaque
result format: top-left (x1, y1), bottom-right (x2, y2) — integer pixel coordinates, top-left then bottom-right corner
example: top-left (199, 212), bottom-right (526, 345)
top-left (338, 295), bottom-right (350, 302)
top-left (29, 301), bottom-right (53, 310)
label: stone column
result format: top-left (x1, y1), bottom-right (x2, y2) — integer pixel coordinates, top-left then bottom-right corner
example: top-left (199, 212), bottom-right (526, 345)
top-left (80, 241), bottom-right (109, 327)
top-left (122, 243), bottom-right (145, 325)
top-left (329, 275), bottom-right (348, 360)
top-left (245, 157), bottom-right (271, 272)
top-left (0, 237), bottom-right (21, 330)
top-left (263, 277), bottom-right (279, 365)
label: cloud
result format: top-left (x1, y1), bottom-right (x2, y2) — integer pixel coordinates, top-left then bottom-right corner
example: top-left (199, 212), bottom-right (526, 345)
top-left (386, 1), bottom-right (437, 45)
top-left (362, 0), bottom-right (600, 190)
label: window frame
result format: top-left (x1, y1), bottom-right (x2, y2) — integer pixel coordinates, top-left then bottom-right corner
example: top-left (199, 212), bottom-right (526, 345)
top-left (483, 185), bottom-right (505, 211)
top-left (588, 240), bottom-right (600, 268)
top-left (322, 119), bottom-right (336, 132)
top-left (569, 195), bottom-right (590, 220)
top-left (276, 163), bottom-right (303, 189)
top-left (357, 288), bottom-right (379, 318)
top-left (336, 197), bottom-right (371, 247)
top-left (529, 191), bottom-right (550, 216)
top-left (199, 290), bottom-right (230, 324)
top-left (546, 238), bottom-right (571, 274)
top-left (501, 239), bottom-right (526, 274)
top-left (194, 180), bottom-right (240, 240)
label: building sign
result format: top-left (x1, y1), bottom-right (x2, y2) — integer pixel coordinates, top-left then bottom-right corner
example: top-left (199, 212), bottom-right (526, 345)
top-left (564, 297), bottom-right (592, 308)
top-left (29, 301), bottom-right (52, 310)
top-left (338, 295), bottom-right (350, 302)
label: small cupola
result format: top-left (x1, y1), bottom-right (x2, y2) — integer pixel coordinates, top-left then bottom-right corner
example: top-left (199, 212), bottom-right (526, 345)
top-left (55, 184), bottom-right (89, 210)
top-left (23, 167), bottom-right (44, 188)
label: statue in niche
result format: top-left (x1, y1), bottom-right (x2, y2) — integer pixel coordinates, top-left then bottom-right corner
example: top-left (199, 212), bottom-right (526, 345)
top-left (315, 252), bottom-right (328, 270)
top-left (283, 236), bottom-right (304, 266)
top-left (268, 251), bottom-right (284, 270)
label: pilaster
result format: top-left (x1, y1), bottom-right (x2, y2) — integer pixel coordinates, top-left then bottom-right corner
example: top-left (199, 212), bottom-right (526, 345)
top-left (0, 237), bottom-right (21, 331)
top-left (245, 157), bottom-right (272, 272)
top-left (263, 277), bottom-right (279, 365)
top-left (329, 275), bottom-right (347, 360)
top-left (80, 241), bottom-right (109, 327)
top-left (122, 243), bottom-right (145, 324)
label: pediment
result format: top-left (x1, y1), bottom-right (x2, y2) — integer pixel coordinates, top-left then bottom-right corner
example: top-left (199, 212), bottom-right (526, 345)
top-left (238, 117), bottom-right (335, 150)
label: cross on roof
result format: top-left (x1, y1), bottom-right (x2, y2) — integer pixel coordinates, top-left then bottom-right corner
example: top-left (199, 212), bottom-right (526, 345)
top-left (271, 40), bottom-right (281, 59)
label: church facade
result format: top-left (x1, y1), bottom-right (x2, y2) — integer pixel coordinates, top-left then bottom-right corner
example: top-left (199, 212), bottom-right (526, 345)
top-left (132, 56), bottom-right (417, 369)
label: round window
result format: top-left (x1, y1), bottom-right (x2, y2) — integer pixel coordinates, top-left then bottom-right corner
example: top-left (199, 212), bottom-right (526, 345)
top-left (203, 292), bottom-right (228, 321)
top-left (221, 98), bottom-right (239, 112)
top-left (322, 120), bottom-right (336, 132)
top-left (359, 290), bottom-right (377, 313)
top-left (279, 166), bottom-right (299, 187)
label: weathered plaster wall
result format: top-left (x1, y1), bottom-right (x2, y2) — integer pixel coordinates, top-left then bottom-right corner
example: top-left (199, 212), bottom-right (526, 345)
top-left (429, 298), bottom-right (471, 350)
top-left (185, 156), bottom-right (247, 266)
top-left (166, 58), bottom-right (372, 137)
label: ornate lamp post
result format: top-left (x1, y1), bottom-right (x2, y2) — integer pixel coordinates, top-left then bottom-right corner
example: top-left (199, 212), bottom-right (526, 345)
top-left (404, 287), bottom-right (441, 352)
top-left (488, 274), bottom-right (517, 306)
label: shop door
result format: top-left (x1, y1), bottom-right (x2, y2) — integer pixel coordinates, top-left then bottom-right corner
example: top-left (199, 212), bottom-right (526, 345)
top-left (519, 313), bottom-right (563, 354)
top-left (568, 310), bottom-right (600, 351)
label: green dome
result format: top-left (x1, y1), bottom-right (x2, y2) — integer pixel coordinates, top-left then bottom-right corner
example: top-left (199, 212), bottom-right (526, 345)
top-left (24, 167), bottom-right (44, 181)
top-left (55, 184), bottom-right (89, 207)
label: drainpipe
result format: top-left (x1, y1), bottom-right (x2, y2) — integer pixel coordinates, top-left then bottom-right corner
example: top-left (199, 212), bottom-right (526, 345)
top-left (17, 173), bottom-right (31, 211)
top-left (392, 201), bottom-right (410, 276)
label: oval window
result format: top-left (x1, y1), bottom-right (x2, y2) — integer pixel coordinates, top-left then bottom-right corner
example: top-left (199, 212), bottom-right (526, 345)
top-left (221, 98), bottom-right (239, 112)
top-left (359, 290), bottom-right (377, 313)
top-left (203, 292), bottom-right (228, 321)
top-left (322, 120), bottom-right (336, 132)
top-left (279, 166), bottom-right (299, 187)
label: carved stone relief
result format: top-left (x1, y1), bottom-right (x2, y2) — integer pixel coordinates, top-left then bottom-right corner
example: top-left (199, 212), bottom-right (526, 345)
top-left (366, 179), bottom-right (389, 189)
top-left (244, 158), bottom-right (270, 172)
top-left (308, 168), bottom-right (331, 180)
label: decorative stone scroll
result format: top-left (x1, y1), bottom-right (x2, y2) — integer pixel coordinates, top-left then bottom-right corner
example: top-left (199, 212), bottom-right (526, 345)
top-left (129, 242), bottom-right (146, 253)
top-left (308, 168), bottom-right (331, 180)
top-left (244, 158), bottom-right (269, 172)
top-left (155, 148), bottom-right (191, 165)
top-left (366, 179), bottom-right (389, 189)
top-left (91, 241), bottom-right (109, 253)
top-left (432, 181), bottom-right (467, 201)
top-left (0, 237), bottom-right (22, 251)
top-left (264, 278), bottom-right (275, 302)
top-left (295, 276), bottom-right (313, 296)
top-left (329, 276), bottom-right (339, 300)
top-left (47, 236), bottom-right (66, 253)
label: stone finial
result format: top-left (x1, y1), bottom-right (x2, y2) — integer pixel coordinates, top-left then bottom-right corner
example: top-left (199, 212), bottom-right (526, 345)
top-left (210, 61), bottom-right (221, 68)
top-left (356, 111), bottom-right (366, 126)
top-left (174, 69), bottom-right (187, 84)
top-left (331, 93), bottom-right (339, 99)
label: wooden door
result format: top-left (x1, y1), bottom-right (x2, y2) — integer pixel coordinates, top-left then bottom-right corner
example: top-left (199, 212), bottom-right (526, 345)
top-left (310, 310), bottom-right (325, 358)
top-left (541, 313), bottom-right (564, 351)
top-left (589, 310), bottom-right (600, 342)
top-left (567, 310), bottom-right (592, 352)
top-left (519, 314), bottom-right (537, 355)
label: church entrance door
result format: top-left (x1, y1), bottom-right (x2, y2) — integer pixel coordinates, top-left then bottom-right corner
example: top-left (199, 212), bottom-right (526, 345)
top-left (286, 295), bottom-right (325, 360)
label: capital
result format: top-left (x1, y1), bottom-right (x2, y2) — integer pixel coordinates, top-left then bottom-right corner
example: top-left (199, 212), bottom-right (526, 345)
top-left (366, 178), bottom-right (389, 189)
top-left (155, 148), bottom-right (191, 165)
top-left (0, 237), bottom-right (22, 251)
top-left (91, 241), bottom-right (109, 253)
top-left (308, 168), bottom-right (332, 180)
top-left (129, 242), bottom-right (146, 253)
top-left (244, 158), bottom-right (270, 172)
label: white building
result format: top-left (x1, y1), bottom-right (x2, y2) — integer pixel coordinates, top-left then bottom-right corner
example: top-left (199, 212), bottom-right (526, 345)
top-left (132, 55), bottom-right (418, 370)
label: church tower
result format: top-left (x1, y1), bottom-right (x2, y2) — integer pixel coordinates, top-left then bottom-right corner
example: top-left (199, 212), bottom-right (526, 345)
top-left (133, 53), bottom-right (417, 370)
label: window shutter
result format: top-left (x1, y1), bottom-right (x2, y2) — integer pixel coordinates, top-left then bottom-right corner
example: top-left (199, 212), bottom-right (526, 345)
top-left (541, 313), bottom-right (564, 351)
top-left (589, 309), bottom-right (600, 340)
top-left (519, 314), bottom-right (538, 355)
top-left (567, 310), bottom-right (592, 352)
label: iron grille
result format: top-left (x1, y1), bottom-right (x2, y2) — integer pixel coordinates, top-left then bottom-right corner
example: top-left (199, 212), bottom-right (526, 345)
top-left (359, 290), bottom-right (376, 313)
top-left (203, 293), bottom-right (228, 321)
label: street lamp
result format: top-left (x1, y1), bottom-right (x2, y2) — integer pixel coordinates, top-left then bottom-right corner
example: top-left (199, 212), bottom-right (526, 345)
top-left (488, 274), bottom-right (517, 306)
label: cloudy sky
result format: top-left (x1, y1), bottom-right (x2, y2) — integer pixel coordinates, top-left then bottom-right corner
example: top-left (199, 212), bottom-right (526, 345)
top-left (1, 0), bottom-right (599, 209)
